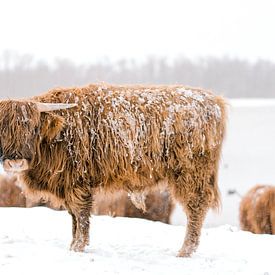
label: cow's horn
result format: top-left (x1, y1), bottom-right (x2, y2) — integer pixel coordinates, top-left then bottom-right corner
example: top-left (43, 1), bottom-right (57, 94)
top-left (36, 102), bottom-right (77, 112)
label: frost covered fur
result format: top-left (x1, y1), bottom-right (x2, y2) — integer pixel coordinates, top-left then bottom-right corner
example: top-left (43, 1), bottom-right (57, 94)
top-left (240, 185), bottom-right (275, 234)
top-left (0, 83), bottom-right (226, 257)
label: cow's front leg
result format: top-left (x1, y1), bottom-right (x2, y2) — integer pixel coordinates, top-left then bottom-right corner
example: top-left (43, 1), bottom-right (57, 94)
top-left (69, 191), bottom-right (92, 252)
top-left (70, 208), bottom-right (91, 252)
top-left (68, 211), bottom-right (78, 250)
top-left (67, 191), bottom-right (93, 252)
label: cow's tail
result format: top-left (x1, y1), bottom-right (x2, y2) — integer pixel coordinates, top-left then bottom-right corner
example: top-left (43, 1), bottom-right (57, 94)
top-left (211, 95), bottom-right (227, 212)
top-left (210, 173), bottom-right (221, 212)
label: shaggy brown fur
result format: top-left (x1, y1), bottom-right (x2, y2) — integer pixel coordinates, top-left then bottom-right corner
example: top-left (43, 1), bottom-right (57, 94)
top-left (0, 174), bottom-right (26, 207)
top-left (239, 185), bottom-right (275, 234)
top-left (93, 189), bottom-right (173, 224)
top-left (0, 84), bottom-right (226, 256)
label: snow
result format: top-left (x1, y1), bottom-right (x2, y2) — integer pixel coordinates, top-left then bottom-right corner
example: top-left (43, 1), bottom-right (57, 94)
top-left (0, 207), bottom-right (274, 275)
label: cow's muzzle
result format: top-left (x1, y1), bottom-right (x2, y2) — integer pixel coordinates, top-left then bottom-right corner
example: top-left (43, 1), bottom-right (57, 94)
top-left (3, 159), bottom-right (29, 173)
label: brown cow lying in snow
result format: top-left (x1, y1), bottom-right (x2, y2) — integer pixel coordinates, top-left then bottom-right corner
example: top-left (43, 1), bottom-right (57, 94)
top-left (0, 173), bottom-right (63, 208)
top-left (239, 185), bottom-right (275, 234)
top-left (93, 189), bottom-right (174, 224)
top-left (0, 173), bottom-right (173, 223)
top-left (0, 174), bottom-right (26, 207)
top-left (0, 84), bottom-right (226, 257)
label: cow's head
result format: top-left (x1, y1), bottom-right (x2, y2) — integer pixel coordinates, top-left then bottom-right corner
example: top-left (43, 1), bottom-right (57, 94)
top-left (0, 100), bottom-right (76, 173)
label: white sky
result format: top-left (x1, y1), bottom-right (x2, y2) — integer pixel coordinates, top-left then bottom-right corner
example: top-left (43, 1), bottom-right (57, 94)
top-left (0, 0), bottom-right (275, 64)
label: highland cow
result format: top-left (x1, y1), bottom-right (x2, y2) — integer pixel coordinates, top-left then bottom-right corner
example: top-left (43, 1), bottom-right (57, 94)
top-left (239, 185), bottom-right (275, 234)
top-left (93, 189), bottom-right (174, 224)
top-left (0, 84), bottom-right (226, 257)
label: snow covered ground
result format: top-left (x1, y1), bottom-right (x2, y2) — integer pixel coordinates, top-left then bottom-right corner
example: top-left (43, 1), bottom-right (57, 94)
top-left (0, 207), bottom-right (274, 275)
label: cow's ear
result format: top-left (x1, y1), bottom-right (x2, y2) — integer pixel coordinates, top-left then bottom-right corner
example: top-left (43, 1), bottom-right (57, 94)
top-left (40, 113), bottom-right (65, 142)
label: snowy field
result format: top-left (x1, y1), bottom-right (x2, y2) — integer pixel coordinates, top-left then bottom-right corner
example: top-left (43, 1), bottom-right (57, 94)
top-left (0, 99), bottom-right (275, 274)
top-left (0, 207), bottom-right (275, 275)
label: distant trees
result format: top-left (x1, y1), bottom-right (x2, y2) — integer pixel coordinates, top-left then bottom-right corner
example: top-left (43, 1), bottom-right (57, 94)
top-left (0, 51), bottom-right (274, 98)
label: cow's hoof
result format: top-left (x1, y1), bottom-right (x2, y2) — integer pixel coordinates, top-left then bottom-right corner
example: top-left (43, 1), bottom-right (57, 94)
top-left (177, 249), bottom-right (192, 257)
top-left (70, 241), bottom-right (85, 252)
top-left (70, 240), bottom-right (76, 251)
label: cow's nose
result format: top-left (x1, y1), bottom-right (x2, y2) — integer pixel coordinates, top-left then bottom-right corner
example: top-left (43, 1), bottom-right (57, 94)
top-left (14, 160), bottom-right (23, 168)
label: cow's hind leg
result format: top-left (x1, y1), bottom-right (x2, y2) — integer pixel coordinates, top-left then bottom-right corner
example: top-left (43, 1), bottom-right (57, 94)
top-left (172, 177), bottom-right (215, 257)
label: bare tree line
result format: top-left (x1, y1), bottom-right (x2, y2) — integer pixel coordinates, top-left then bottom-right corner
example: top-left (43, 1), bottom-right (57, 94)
top-left (0, 51), bottom-right (275, 99)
